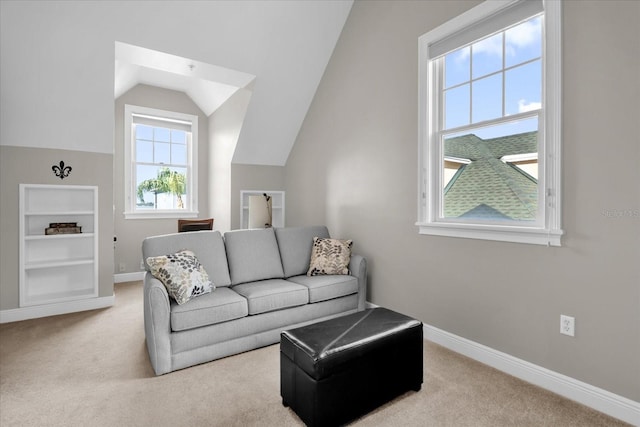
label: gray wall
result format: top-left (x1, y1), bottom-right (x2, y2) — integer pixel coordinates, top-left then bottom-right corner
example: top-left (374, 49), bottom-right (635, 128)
top-left (114, 84), bottom-right (210, 274)
top-left (285, 0), bottom-right (639, 401)
top-left (0, 146), bottom-right (114, 309)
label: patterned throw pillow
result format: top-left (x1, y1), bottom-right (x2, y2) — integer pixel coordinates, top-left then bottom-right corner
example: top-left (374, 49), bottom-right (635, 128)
top-left (146, 250), bottom-right (214, 305)
top-left (307, 237), bottom-right (353, 276)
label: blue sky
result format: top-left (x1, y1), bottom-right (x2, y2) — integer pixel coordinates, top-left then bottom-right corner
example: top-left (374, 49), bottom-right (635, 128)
top-left (443, 16), bottom-right (542, 140)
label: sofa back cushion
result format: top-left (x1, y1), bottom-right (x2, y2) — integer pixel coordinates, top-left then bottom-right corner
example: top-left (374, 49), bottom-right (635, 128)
top-left (274, 226), bottom-right (330, 278)
top-left (142, 230), bottom-right (232, 287)
top-left (224, 228), bottom-right (285, 285)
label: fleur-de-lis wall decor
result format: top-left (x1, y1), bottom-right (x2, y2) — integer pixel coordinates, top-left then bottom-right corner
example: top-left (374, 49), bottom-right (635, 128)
top-left (52, 161), bottom-right (72, 180)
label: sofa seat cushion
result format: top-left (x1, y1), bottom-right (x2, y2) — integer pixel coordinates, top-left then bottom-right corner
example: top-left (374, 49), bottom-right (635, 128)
top-left (287, 274), bottom-right (358, 303)
top-left (170, 287), bottom-right (249, 332)
top-left (232, 279), bottom-right (309, 315)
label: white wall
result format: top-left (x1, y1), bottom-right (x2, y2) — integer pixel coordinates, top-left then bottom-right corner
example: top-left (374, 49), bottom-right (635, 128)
top-left (209, 88), bottom-right (254, 232)
top-left (0, 0), bottom-right (351, 164)
top-left (0, 1), bottom-right (115, 154)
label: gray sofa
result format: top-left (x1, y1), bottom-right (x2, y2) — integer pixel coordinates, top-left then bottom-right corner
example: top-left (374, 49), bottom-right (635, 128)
top-left (142, 225), bottom-right (367, 375)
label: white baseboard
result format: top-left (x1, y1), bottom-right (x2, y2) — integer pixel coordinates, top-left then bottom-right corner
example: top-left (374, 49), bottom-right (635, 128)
top-left (0, 296), bottom-right (115, 324)
top-left (113, 271), bottom-right (145, 283)
top-left (423, 323), bottom-right (640, 426)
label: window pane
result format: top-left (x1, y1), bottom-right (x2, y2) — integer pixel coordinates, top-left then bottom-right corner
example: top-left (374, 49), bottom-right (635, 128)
top-left (164, 167), bottom-right (187, 210)
top-left (472, 33), bottom-right (503, 79)
top-left (154, 127), bottom-right (170, 142)
top-left (136, 164), bottom-right (159, 183)
top-left (171, 130), bottom-right (186, 144)
top-left (472, 116), bottom-right (538, 139)
top-left (135, 165), bottom-right (188, 210)
top-left (445, 47), bottom-right (470, 88)
top-left (171, 143), bottom-right (187, 165)
top-left (136, 165), bottom-right (162, 209)
top-left (154, 142), bottom-right (170, 164)
top-left (505, 16), bottom-right (542, 68)
top-left (472, 73), bottom-right (502, 123)
top-left (444, 84), bottom-right (470, 129)
top-left (127, 106), bottom-right (198, 216)
top-left (136, 140), bottom-right (153, 163)
top-left (442, 119), bottom-right (538, 222)
top-left (135, 125), bottom-right (153, 141)
top-left (171, 167), bottom-right (187, 197)
top-left (505, 60), bottom-right (541, 115)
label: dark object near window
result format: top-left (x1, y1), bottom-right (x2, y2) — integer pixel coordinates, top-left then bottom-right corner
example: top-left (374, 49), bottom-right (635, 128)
top-left (178, 218), bottom-right (214, 233)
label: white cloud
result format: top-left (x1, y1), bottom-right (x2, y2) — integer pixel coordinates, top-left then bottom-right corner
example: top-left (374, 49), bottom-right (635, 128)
top-left (452, 46), bottom-right (471, 63)
top-left (505, 17), bottom-right (542, 56)
top-left (454, 33), bottom-right (502, 62)
top-left (473, 34), bottom-right (503, 57)
top-left (518, 99), bottom-right (541, 112)
top-left (454, 17), bottom-right (542, 61)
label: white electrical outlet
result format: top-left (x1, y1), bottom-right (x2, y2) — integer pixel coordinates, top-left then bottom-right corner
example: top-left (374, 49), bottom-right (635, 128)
top-left (560, 315), bottom-right (575, 337)
top-left (119, 262), bottom-right (126, 273)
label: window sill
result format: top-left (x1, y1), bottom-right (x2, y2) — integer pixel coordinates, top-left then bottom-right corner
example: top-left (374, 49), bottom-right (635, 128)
top-left (124, 211), bottom-right (199, 220)
top-left (416, 222), bottom-right (563, 246)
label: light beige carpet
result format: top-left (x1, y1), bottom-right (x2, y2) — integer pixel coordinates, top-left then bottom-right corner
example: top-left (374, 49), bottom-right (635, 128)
top-left (0, 282), bottom-right (629, 427)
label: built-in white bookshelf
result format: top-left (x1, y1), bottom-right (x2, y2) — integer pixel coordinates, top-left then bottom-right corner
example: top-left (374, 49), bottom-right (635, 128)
top-left (19, 184), bottom-right (99, 307)
top-left (240, 190), bottom-right (285, 229)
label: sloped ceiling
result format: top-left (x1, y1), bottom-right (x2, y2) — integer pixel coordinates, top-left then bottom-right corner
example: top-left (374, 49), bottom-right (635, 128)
top-left (114, 0), bottom-right (353, 167)
top-left (115, 42), bottom-right (256, 116)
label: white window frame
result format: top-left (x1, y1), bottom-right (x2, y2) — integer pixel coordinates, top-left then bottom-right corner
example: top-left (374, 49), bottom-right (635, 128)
top-left (417, 0), bottom-right (562, 246)
top-left (123, 104), bottom-right (199, 219)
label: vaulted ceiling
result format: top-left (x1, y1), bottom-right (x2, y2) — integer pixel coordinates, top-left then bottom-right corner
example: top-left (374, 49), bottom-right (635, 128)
top-left (114, 1), bottom-right (353, 167)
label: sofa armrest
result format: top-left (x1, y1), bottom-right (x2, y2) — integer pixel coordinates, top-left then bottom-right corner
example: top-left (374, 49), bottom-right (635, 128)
top-left (349, 254), bottom-right (367, 311)
top-left (143, 272), bottom-right (172, 375)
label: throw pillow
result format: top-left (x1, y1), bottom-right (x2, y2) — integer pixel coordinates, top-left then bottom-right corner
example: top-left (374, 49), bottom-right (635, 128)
top-left (307, 237), bottom-right (353, 276)
top-left (146, 250), bottom-right (214, 305)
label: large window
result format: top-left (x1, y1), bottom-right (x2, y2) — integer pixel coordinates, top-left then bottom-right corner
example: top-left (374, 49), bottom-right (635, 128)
top-left (417, 0), bottom-right (562, 246)
top-left (124, 105), bottom-right (198, 219)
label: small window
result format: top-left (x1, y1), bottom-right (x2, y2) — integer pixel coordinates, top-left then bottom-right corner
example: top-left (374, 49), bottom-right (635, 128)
top-left (417, 0), bottom-right (562, 246)
top-left (124, 105), bottom-right (198, 219)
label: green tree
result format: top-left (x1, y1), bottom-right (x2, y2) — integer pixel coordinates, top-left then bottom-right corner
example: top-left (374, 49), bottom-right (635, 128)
top-left (137, 167), bottom-right (186, 209)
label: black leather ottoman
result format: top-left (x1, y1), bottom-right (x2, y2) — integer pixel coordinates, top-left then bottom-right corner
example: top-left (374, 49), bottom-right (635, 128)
top-left (280, 307), bottom-right (423, 426)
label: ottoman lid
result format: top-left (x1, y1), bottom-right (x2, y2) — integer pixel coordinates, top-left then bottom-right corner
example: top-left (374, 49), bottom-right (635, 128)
top-left (281, 308), bottom-right (422, 380)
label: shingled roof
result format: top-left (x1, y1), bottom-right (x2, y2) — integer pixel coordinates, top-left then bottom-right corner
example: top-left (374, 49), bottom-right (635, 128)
top-left (443, 131), bottom-right (538, 221)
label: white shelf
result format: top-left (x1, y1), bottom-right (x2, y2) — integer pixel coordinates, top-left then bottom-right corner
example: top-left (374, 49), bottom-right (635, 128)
top-left (25, 233), bottom-right (94, 240)
top-left (25, 210), bottom-right (94, 216)
top-left (240, 190), bottom-right (285, 229)
top-left (23, 288), bottom-right (97, 306)
top-left (19, 184), bottom-right (99, 308)
top-left (25, 259), bottom-right (95, 270)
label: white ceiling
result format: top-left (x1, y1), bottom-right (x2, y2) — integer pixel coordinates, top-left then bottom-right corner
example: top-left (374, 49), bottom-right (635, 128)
top-left (114, 1), bottom-right (353, 166)
top-left (115, 42), bottom-right (256, 117)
